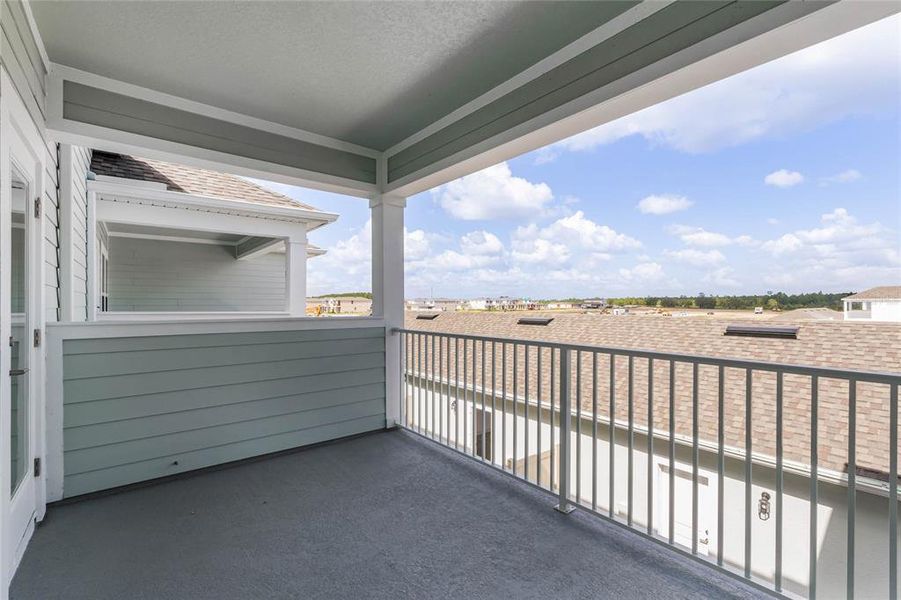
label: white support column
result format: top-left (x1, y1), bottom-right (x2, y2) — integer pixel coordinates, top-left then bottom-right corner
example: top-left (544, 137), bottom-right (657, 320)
top-left (370, 193), bottom-right (406, 427)
top-left (285, 234), bottom-right (308, 317)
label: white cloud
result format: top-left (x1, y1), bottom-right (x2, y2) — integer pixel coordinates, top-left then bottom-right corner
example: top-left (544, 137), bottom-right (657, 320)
top-left (459, 230), bottom-right (503, 255)
top-left (664, 248), bottom-right (726, 267)
top-left (637, 194), bottom-right (693, 215)
top-left (535, 211), bottom-right (642, 252)
top-left (667, 225), bottom-right (755, 247)
top-left (619, 262), bottom-right (665, 282)
top-left (821, 169), bottom-right (863, 185)
top-left (542, 15), bottom-right (899, 156)
top-left (434, 162), bottom-right (553, 220)
top-left (767, 218), bottom-right (781, 226)
top-left (764, 169), bottom-right (805, 188)
top-left (756, 208), bottom-right (900, 289)
top-left (703, 267), bottom-right (741, 288)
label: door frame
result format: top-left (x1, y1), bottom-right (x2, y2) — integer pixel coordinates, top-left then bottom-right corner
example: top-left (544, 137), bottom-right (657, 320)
top-left (0, 66), bottom-right (48, 589)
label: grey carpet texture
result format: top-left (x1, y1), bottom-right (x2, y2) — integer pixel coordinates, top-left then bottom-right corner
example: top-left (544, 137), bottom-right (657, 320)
top-left (12, 430), bottom-right (766, 599)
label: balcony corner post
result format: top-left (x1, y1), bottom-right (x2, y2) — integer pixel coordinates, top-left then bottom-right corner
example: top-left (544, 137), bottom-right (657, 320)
top-left (555, 347), bottom-right (575, 514)
top-left (370, 191), bottom-right (406, 429)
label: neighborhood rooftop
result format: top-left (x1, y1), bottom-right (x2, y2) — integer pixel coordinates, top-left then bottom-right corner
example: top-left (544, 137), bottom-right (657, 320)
top-left (90, 151), bottom-right (318, 211)
top-left (843, 286), bottom-right (901, 301)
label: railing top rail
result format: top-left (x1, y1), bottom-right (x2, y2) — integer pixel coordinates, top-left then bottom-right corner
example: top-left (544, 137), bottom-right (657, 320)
top-left (393, 327), bottom-right (901, 385)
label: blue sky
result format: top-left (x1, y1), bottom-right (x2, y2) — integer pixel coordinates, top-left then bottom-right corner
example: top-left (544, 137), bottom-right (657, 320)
top-left (256, 15), bottom-right (900, 299)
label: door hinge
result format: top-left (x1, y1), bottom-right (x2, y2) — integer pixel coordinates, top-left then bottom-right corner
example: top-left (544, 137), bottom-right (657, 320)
top-left (33, 329), bottom-right (41, 348)
top-left (34, 196), bottom-right (41, 219)
top-left (33, 458), bottom-right (41, 478)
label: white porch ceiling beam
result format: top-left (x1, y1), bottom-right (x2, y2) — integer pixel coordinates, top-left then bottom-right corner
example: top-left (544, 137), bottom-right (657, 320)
top-left (384, 0), bottom-right (900, 197)
top-left (47, 65), bottom-right (380, 198)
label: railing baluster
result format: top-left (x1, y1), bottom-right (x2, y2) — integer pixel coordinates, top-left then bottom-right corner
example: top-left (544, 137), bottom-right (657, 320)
top-left (810, 374), bottom-right (818, 600)
top-left (551, 348), bottom-right (556, 491)
top-left (537, 347), bottom-right (543, 487)
top-left (848, 378), bottom-right (857, 600)
top-left (402, 332), bottom-right (408, 428)
top-left (669, 360), bottom-right (676, 545)
top-left (745, 368), bottom-right (753, 578)
top-left (455, 337), bottom-right (460, 451)
top-left (525, 345), bottom-right (530, 480)
top-left (446, 336), bottom-right (451, 444)
top-left (775, 371), bottom-right (784, 592)
top-left (890, 383), bottom-right (898, 600)
top-left (593, 352), bottom-right (598, 512)
top-left (481, 339), bottom-right (487, 461)
top-left (555, 348), bottom-right (574, 514)
top-left (463, 338), bottom-right (468, 453)
top-left (577, 350), bottom-right (582, 504)
top-left (418, 333), bottom-right (423, 434)
top-left (647, 358), bottom-right (654, 536)
top-left (628, 355), bottom-right (634, 527)
top-left (513, 343), bottom-right (518, 477)
top-left (717, 364), bottom-right (725, 567)
top-left (472, 340), bottom-right (479, 456)
top-left (609, 353), bottom-right (616, 519)
top-left (429, 335), bottom-right (438, 439)
top-left (502, 342), bottom-right (507, 469)
top-left (691, 362), bottom-right (699, 555)
top-left (492, 341), bottom-right (497, 466)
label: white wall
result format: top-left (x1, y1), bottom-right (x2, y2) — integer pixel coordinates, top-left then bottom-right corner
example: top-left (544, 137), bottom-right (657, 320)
top-left (406, 380), bottom-right (897, 599)
top-left (107, 236), bottom-right (287, 312)
top-left (872, 300), bottom-right (901, 322)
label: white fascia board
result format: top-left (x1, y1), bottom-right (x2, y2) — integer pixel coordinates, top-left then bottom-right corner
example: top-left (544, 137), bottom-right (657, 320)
top-left (95, 196), bottom-right (305, 239)
top-left (46, 65), bottom-right (379, 198)
top-left (88, 177), bottom-right (338, 226)
top-left (386, 1), bottom-right (899, 197)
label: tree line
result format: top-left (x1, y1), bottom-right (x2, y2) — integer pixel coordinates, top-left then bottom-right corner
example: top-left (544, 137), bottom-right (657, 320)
top-left (605, 291), bottom-right (849, 311)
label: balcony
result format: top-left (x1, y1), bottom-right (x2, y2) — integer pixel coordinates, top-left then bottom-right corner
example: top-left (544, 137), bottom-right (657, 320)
top-left (11, 430), bottom-right (766, 600)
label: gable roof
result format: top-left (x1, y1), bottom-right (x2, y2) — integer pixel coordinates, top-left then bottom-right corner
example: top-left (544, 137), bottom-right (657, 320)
top-left (90, 151), bottom-right (317, 211)
top-left (403, 311), bottom-right (901, 483)
top-left (843, 286), bottom-right (901, 301)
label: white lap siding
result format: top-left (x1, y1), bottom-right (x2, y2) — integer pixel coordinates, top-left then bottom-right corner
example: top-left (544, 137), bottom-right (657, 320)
top-left (108, 237), bottom-right (287, 312)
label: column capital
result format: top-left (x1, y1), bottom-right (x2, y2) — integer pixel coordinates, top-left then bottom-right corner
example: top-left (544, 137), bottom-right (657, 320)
top-left (369, 194), bottom-right (406, 209)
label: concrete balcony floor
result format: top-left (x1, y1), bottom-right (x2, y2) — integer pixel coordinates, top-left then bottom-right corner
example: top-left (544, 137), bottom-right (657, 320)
top-left (12, 430), bottom-right (765, 599)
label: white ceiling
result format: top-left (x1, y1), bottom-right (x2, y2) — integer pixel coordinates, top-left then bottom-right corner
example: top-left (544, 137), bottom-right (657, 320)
top-left (31, 1), bottom-right (629, 150)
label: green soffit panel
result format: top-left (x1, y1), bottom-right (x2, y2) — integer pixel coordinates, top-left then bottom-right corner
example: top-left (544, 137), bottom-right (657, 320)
top-left (387, 1), bottom-right (789, 183)
top-left (63, 81), bottom-right (377, 184)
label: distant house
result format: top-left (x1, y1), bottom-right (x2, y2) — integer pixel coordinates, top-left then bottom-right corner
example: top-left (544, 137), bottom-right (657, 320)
top-left (843, 286), bottom-right (901, 322)
top-left (580, 298), bottom-right (606, 310)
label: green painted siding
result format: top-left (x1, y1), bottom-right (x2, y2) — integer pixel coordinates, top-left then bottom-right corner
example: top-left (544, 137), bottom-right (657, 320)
top-left (62, 326), bottom-right (386, 497)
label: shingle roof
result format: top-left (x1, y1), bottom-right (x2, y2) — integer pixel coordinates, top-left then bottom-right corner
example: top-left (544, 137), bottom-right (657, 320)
top-left (90, 151), bottom-right (317, 211)
top-left (843, 286), bottom-right (901, 301)
top-left (403, 312), bottom-right (901, 480)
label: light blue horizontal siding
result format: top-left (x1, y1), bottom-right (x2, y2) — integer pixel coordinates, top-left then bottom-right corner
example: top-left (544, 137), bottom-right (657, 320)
top-left (62, 326), bottom-right (386, 497)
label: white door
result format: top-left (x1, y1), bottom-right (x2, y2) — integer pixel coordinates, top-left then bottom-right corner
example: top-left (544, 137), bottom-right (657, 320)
top-left (656, 463), bottom-right (711, 555)
top-left (1, 71), bottom-right (44, 578)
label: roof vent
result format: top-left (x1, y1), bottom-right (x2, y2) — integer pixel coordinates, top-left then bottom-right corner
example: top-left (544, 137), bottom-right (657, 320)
top-left (416, 313), bottom-right (440, 320)
top-left (724, 325), bottom-right (798, 339)
top-left (518, 317), bottom-right (553, 326)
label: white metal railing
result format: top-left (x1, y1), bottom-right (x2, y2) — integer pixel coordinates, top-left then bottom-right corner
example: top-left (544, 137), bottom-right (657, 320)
top-left (394, 328), bottom-right (901, 599)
